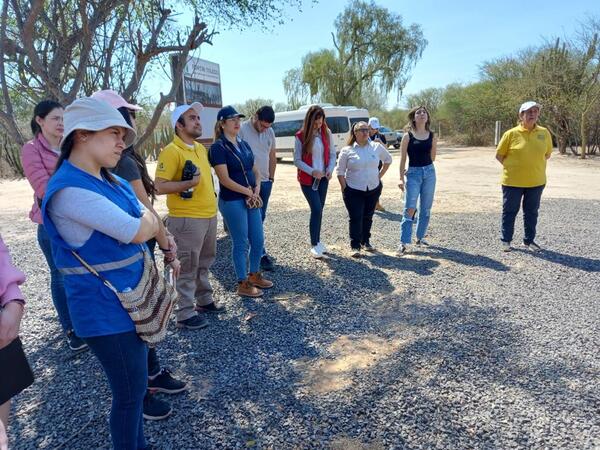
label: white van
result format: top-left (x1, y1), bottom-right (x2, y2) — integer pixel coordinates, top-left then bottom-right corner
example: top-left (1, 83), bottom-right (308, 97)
top-left (272, 104), bottom-right (369, 157)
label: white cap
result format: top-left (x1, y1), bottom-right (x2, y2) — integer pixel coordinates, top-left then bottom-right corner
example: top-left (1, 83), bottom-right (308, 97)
top-left (368, 117), bottom-right (381, 129)
top-left (519, 101), bottom-right (541, 114)
top-left (171, 102), bottom-right (203, 129)
top-left (60, 97), bottom-right (136, 150)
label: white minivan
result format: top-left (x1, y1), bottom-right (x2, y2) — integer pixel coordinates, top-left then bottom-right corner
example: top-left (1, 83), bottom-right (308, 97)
top-left (272, 104), bottom-right (369, 157)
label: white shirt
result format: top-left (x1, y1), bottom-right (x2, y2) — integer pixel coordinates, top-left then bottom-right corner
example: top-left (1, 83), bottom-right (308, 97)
top-left (336, 141), bottom-right (392, 191)
top-left (238, 120), bottom-right (276, 181)
top-left (293, 131), bottom-right (336, 175)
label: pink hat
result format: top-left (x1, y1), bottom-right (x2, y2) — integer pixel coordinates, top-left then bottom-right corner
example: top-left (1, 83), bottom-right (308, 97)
top-left (91, 89), bottom-right (142, 111)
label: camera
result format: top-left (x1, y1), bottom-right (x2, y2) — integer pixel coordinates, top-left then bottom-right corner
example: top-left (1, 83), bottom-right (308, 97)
top-left (180, 160), bottom-right (197, 199)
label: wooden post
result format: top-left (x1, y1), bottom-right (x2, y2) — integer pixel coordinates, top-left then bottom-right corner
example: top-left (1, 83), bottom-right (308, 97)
top-left (494, 121), bottom-right (502, 146)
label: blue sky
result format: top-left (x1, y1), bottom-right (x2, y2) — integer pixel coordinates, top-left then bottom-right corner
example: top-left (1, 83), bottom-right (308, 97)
top-left (164, 0), bottom-right (596, 109)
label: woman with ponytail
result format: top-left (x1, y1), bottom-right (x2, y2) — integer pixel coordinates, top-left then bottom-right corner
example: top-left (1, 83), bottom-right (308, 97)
top-left (20, 100), bottom-right (86, 352)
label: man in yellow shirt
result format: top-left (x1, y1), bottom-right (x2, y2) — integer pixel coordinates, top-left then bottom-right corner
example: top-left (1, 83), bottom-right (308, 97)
top-left (496, 101), bottom-right (552, 252)
top-left (155, 103), bottom-right (223, 329)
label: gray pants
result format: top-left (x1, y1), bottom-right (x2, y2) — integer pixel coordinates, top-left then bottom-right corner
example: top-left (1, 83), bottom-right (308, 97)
top-left (166, 216), bottom-right (217, 321)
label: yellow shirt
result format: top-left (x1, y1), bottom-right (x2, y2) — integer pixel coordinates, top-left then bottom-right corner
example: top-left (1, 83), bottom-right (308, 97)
top-left (496, 124), bottom-right (553, 187)
top-left (155, 136), bottom-right (217, 218)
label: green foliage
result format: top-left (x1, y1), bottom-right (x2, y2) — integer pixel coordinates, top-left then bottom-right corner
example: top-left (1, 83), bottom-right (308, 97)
top-left (232, 98), bottom-right (274, 118)
top-left (283, 0), bottom-right (426, 109)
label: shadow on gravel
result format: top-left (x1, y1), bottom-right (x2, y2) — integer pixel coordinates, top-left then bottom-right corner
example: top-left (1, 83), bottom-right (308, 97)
top-left (321, 297), bottom-right (597, 448)
top-left (360, 252), bottom-right (440, 276)
top-left (374, 209), bottom-right (403, 222)
top-left (514, 248), bottom-right (600, 272)
top-left (412, 245), bottom-right (509, 272)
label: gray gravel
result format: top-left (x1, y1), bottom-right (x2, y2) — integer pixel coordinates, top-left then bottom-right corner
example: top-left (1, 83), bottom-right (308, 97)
top-left (5, 194), bottom-right (600, 450)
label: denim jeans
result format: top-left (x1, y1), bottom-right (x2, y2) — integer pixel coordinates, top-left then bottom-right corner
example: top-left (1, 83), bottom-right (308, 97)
top-left (218, 198), bottom-right (264, 281)
top-left (400, 164), bottom-right (436, 244)
top-left (342, 183), bottom-right (382, 249)
top-left (259, 180), bottom-right (273, 256)
top-left (84, 331), bottom-right (148, 450)
top-left (501, 184), bottom-right (545, 244)
top-left (37, 224), bottom-right (73, 333)
top-left (300, 178), bottom-right (329, 246)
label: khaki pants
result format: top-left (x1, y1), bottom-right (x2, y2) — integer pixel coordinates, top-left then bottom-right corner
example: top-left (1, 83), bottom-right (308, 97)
top-left (166, 216), bottom-right (217, 321)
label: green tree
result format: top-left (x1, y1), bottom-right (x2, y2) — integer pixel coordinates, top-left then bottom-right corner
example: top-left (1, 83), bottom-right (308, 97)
top-left (233, 98), bottom-right (274, 117)
top-left (406, 87), bottom-right (445, 116)
top-left (283, 0), bottom-right (426, 109)
top-left (0, 0), bottom-right (303, 150)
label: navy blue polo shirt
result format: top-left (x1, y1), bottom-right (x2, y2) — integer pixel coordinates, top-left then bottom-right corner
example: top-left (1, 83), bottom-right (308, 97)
top-left (209, 137), bottom-right (257, 201)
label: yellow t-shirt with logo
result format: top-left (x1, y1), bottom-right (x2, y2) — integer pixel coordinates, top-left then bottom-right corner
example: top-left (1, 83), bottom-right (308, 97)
top-left (496, 124), bottom-right (553, 187)
top-left (155, 136), bottom-right (217, 218)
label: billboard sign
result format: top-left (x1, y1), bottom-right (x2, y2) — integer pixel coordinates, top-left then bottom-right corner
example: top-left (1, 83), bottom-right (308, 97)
top-left (172, 56), bottom-right (222, 140)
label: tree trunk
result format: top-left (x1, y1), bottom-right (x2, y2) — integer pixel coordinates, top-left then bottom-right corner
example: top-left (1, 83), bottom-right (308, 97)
top-left (580, 112), bottom-right (587, 159)
top-left (557, 136), bottom-right (567, 155)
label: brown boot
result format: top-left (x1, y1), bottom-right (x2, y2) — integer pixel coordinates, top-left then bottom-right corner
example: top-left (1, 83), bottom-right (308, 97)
top-left (248, 272), bottom-right (273, 289)
top-left (237, 280), bottom-right (263, 298)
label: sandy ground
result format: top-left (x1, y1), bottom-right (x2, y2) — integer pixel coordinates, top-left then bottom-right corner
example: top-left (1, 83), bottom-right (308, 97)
top-left (2, 145), bottom-right (598, 220)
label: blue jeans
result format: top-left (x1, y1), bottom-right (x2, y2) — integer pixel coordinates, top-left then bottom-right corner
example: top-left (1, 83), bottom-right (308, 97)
top-left (218, 198), bottom-right (264, 281)
top-left (501, 184), bottom-right (545, 244)
top-left (37, 224), bottom-right (73, 333)
top-left (400, 164), bottom-right (436, 244)
top-left (259, 180), bottom-right (273, 256)
top-left (85, 331), bottom-right (148, 450)
top-left (300, 178), bottom-right (329, 246)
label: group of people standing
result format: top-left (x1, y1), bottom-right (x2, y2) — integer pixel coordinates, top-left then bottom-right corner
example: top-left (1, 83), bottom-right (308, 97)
top-left (0, 94), bottom-right (552, 449)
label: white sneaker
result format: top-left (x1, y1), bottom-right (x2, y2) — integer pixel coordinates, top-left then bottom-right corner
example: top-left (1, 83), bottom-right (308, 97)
top-left (350, 248), bottom-right (361, 258)
top-left (310, 246), bottom-right (324, 259)
top-left (523, 242), bottom-right (542, 252)
top-left (317, 242), bottom-right (328, 254)
top-left (396, 244), bottom-right (409, 256)
top-left (502, 241), bottom-right (512, 252)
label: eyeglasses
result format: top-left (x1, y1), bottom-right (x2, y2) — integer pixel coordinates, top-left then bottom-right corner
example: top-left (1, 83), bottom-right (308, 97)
top-left (225, 117), bottom-right (241, 123)
top-left (356, 128), bottom-right (370, 133)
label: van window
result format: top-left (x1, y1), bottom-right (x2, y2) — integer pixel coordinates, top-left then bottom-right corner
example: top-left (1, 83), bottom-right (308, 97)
top-left (349, 117), bottom-right (369, 127)
top-left (272, 119), bottom-right (304, 137)
top-left (326, 116), bottom-right (349, 134)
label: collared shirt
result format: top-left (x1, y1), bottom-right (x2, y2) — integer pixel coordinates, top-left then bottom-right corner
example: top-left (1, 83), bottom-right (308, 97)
top-left (293, 132), bottom-right (336, 175)
top-left (496, 124), bottom-right (553, 187)
top-left (155, 135), bottom-right (217, 218)
top-left (336, 141), bottom-right (392, 191)
top-left (238, 120), bottom-right (275, 181)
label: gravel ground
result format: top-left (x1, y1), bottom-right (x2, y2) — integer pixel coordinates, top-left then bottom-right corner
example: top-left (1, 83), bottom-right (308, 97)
top-left (3, 156), bottom-right (600, 449)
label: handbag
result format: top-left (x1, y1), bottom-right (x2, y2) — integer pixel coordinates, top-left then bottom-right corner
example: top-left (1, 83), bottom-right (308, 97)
top-left (225, 140), bottom-right (263, 209)
top-left (70, 249), bottom-right (178, 344)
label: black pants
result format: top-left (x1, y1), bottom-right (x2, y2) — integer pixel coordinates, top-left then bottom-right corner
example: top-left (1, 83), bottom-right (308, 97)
top-left (501, 184), bottom-right (545, 244)
top-left (342, 183), bottom-right (382, 249)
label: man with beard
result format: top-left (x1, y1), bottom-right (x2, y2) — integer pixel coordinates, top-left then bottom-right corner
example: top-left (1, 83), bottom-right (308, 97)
top-left (155, 103), bottom-right (223, 330)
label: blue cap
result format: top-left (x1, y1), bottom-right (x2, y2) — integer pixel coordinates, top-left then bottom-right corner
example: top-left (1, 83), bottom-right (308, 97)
top-left (217, 105), bottom-right (245, 121)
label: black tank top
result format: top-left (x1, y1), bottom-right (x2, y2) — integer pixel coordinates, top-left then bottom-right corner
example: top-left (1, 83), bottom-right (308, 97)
top-left (407, 131), bottom-right (433, 167)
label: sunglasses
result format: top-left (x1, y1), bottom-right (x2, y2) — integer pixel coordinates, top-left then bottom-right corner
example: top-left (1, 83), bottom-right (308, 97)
top-left (355, 128), bottom-right (370, 133)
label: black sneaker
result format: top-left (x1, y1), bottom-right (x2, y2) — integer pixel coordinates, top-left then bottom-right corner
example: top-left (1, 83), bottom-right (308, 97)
top-left (148, 368), bottom-right (187, 394)
top-left (176, 314), bottom-right (208, 330)
top-left (67, 330), bottom-right (88, 352)
top-left (143, 392), bottom-right (172, 421)
top-left (195, 302), bottom-right (226, 313)
top-left (260, 254), bottom-right (274, 271)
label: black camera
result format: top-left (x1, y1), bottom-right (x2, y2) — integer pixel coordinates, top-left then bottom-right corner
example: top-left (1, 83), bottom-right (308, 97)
top-left (180, 160), bottom-right (197, 199)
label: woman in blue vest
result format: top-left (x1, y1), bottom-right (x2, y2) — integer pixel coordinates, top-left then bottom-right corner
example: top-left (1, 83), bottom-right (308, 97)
top-left (293, 105), bottom-right (336, 259)
top-left (42, 97), bottom-right (159, 450)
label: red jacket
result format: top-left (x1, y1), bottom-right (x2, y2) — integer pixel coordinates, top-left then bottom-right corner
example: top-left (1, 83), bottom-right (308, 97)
top-left (295, 127), bottom-right (330, 186)
top-left (21, 134), bottom-right (59, 224)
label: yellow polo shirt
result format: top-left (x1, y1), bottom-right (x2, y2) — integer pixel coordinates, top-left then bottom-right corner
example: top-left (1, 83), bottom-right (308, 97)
top-left (496, 124), bottom-right (553, 187)
top-left (155, 136), bottom-right (217, 218)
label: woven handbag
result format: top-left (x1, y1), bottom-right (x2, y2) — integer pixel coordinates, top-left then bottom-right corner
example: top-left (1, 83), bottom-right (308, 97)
top-left (71, 250), bottom-right (178, 344)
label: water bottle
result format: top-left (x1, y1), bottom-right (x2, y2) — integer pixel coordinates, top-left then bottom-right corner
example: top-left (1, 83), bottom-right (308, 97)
top-left (312, 177), bottom-right (320, 191)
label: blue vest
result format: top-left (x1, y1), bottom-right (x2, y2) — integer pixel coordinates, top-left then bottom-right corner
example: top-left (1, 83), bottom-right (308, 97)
top-left (42, 161), bottom-right (144, 338)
